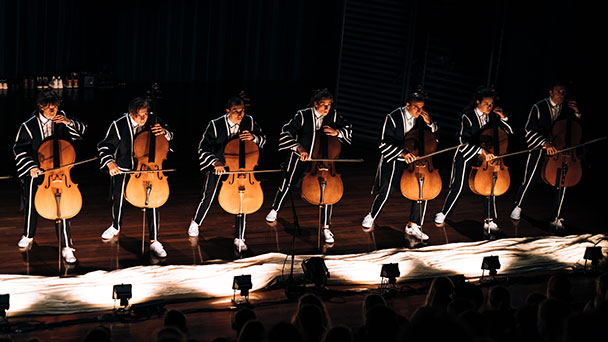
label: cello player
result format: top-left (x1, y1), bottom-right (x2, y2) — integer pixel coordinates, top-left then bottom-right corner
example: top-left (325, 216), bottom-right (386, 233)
top-left (187, 96), bottom-right (266, 253)
top-left (13, 89), bottom-right (87, 263)
top-left (98, 97), bottom-right (173, 258)
top-left (265, 88), bottom-right (352, 245)
top-left (509, 81), bottom-right (581, 233)
top-left (361, 91), bottom-right (438, 241)
top-left (434, 87), bottom-right (513, 234)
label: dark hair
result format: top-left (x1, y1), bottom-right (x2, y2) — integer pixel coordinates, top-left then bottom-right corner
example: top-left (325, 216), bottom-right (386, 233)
top-left (226, 96), bottom-right (245, 110)
top-left (128, 97), bottom-right (151, 114)
top-left (164, 310), bottom-right (187, 334)
top-left (36, 89), bottom-right (62, 109)
top-left (232, 307), bottom-right (257, 335)
top-left (405, 91), bottom-right (426, 105)
top-left (463, 86), bottom-right (496, 112)
top-left (308, 88), bottom-right (333, 107)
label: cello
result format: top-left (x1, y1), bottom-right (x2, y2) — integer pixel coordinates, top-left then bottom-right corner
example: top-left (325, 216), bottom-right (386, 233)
top-left (541, 104), bottom-right (582, 188)
top-left (34, 134), bottom-right (82, 220)
top-left (468, 112), bottom-right (510, 197)
top-left (217, 134), bottom-right (264, 215)
top-left (124, 100), bottom-right (170, 209)
top-left (400, 116), bottom-right (442, 202)
top-left (300, 132), bottom-right (344, 207)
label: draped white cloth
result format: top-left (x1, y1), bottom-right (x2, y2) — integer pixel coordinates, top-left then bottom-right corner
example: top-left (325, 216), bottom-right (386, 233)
top-left (2, 234), bottom-right (605, 316)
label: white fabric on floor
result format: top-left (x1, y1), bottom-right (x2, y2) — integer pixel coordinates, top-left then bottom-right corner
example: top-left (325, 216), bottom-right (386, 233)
top-left (1, 234), bottom-right (605, 316)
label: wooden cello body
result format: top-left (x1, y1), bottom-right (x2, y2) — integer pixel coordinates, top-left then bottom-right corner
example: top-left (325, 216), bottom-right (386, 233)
top-left (34, 138), bottom-right (82, 220)
top-left (400, 118), bottom-right (442, 201)
top-left (124, 121), bottom-right (170, 208)
top-left (301, 134), bottom-right (344, 205)
top-left (541, 115), bottom-right (582, 188)
top-left (469, 114), bottom-right (510, 196)
top-left (218, 138), bottom-right (264, 215)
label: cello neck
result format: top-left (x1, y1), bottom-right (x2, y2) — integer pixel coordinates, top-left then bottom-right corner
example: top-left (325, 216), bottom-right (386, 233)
top-left (53, 123), bottom-right (60, 169)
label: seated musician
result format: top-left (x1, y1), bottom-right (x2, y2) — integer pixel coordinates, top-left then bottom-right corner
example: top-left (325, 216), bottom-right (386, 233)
top-left (13, 89), bottom-right (87, 263)
top-left (434, 87), bottom-right (512, 233)
top-left (265, 88), bottom-right (352, 245)
top-left (187, 96), bottom-right (266, 253)
top-left (510, 81), bottom-right (581, 233)
top-left (97, 97), bottom-right (173, 258)
top-left (361, 91), bottom-right (437, 241)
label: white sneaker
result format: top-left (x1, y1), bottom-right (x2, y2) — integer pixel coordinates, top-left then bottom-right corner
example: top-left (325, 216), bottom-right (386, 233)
top-left (234, 238), bottom-right (248, 252)
top-left (510, 206), bottom-right (522, 220)
top-left (18, 235), bottom-right (33, 248)
top-left (484, 220), bottom-right (500, 233)
top-left (101, 226), bottom-right (119, 240)
top-left (362, 213), bottom-right (374, 229)
top-left (266, 209), bottom-right (278, 222)
top-left (187, 220), bottom-right (199, 237)
top-left (323, 228), bottom-right (334, 244)
top-left (434, 212), bottom-right (446, 224)
top-left (405, 223), bottom-right (429, 241)
top-left (62, 247), bottom-right (77, 263)
top-left (550, 218), bottom-right (566, 233)
top-left (150, 241), bottom-right (167, 257)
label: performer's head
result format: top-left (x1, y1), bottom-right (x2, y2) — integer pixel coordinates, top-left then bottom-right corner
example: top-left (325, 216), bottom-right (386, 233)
top-left (473, 86), bottom-right (496, 115)
top-left (309, 88), bottom-right (333, 116)
top-left (548, 81), bottom-right (568, 105)
top-left (405, 91), bottom-right (426, 118)
top-left (226, 96), bottom-right (245, 124)
top-left (37, 89), bottom-right (62, 119)
top-left (128, 97), bottom-right (151, 126)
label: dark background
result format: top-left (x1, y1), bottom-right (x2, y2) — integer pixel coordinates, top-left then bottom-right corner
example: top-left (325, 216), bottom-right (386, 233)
top-left (0, 0), bottom-right (602, 181)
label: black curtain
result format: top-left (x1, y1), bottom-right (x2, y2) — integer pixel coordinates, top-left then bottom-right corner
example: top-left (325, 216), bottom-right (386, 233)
top-left (1, 0), bottom-right (345, 83)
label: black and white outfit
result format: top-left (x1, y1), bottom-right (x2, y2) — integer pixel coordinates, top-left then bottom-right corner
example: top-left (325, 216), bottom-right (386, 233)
top-left (437, 108), bottom-right (513, 223)
top-left (13, 111), bottom-right (87, 250)
top-left (191, 114), bottom-right (265, 246)
top-left (97, 113), bottom-right (173, 243)
top-left (268, 107), bottom-right (352, 240)
top-left (512, 98), bottom-right (581, 223)
top-left (366, 107), bottom-right (438, 227)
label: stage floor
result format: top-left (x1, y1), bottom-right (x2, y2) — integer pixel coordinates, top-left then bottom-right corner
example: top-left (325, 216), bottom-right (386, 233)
top-left (1, 148), bottom-right (607, 341)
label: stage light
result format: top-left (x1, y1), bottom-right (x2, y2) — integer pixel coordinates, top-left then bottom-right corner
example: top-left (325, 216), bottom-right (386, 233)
top-left (380, 263), bottom-right (400, 288)
top-left (0, 294), bottom-right (9, 319)
top-left (232, 275), bottom-right (252, 305)
top-left (584, 246), bottom-right (604, 269)
top-left (113, 284), bottom-right (132, 308)
top-left (302, 257), bottom-right (330, 288)
top-left (481, 256), bottom-right (500, 279)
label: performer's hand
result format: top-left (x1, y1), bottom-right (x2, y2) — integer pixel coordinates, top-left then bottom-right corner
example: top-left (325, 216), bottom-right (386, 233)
top-left (402, 152), bottom-right (416, 164)
top-left (239, 130), bottom-right (255, 141)
top-left (52, 114), bottom-right (72, 125)
top-left (493, 107), bottom-right (505, 119)
top-left (544, 142), bottom-right (558, 156)
top-left (30, 167), bottom-right (42, 178)
top-left (214, 161), bottom-right (226, 175)
top-left (420, 109), bottom-right (432, 125)
top-left (108, 162), bottom-right (122, 176)
top-left (151, 124), bottom-right (166, 136)
top-left (323, 125), bottom-right (339, 137)
top-left (297, 146), bottom-right (309, 161)
top-left (481, 150), bottom-right (496, 161)
top-left (567, 100), bottom-right (580, 114)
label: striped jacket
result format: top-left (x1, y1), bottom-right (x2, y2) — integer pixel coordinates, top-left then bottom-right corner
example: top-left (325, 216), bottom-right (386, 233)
top-left (277, 107), bottom-right (352, 154)
top-left (97, 113), bottom-right (173, 172)
top-left (13, 111), bottom-right (87, 178)
top-left (524, 98), bottom-right (580, 149)
top-left (198, 114), bottom-right (266, 172)
top-left (457, 109), bottom-right (513, 160)
top-left (378, 107), bottom-right (438, 163)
